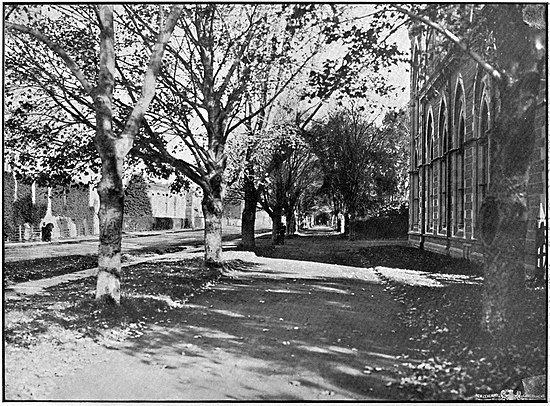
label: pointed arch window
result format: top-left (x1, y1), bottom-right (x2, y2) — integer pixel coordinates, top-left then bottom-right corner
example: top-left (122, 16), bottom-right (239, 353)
top-left (425, 112), bottom-right (434, 232)
top-left (438, 100), bottom-right (448, 232)
top-left (454, 85), bottom-right (466, 234)
top-left (412, 130), bottom-right (420, 229)
top-left (476, 97), bottom-right (490, 233)
top-left (412, 44), bottom-right (420, 95)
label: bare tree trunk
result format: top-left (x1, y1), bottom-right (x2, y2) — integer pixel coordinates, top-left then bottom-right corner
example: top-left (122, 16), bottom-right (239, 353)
top-left (94, 7), bottom-right (121, 303)
top-left (241, 170), bottom-right (257, 250)
top-left (202, 173), bottom-right (224, 264)
top-left (95, 162), bottom-right (124, 303)
top-left (287, 211), bottom-right (296, 236)
top-left (202, 194), bottom-right (223, 264)
top-left (344, 212), bottom-right (350, 237)
top-left (349, 212), bottom-right (357, 241)
top-left (93, 5), bottom-right (182, 303)
top-left (334, 209), bottom-right (341, 232)
top-left (271, 209), bottom-right (283, 245)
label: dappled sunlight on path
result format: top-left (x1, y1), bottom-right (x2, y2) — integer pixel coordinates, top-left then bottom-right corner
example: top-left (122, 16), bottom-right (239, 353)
top-left (376, 266), bottom-right (483, 287)
top-left (49, 252), bottom-right (408, 400)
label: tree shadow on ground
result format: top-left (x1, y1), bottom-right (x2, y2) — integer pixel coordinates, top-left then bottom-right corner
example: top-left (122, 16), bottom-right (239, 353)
top-left (113, 259), bottom-right (413, 400)
top-left (254, 234), bottom-right (482, 276)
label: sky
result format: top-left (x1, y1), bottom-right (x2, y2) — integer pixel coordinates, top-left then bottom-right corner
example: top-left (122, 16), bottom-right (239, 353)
top-left (299, 5), bottom-right (411, 125)
top-left (351, 4), bottom-right (411, 114)
top-left (381, 24), bottom-right (411, 109)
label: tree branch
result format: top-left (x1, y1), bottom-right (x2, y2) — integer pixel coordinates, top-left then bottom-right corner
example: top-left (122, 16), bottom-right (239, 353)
top-left (6, 22), bottom-right (94, 94)
top-left (119, 4), bottom-right (183, 155)
top-left (391, 5), bottom-right (503, 81)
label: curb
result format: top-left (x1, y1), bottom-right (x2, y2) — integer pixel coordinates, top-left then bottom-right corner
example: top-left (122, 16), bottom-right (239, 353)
top-left (3, 226), bottom-right (261, 248)
top-left (3, 228), bottom-right (207, 248)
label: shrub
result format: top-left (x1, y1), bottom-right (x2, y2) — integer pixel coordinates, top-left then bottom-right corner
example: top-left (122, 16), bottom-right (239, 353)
top-left (3, 173), bottom-right (16, 241)
top-left (354, 213), bottom-right (409, 239)
top-left (12, 194), bottom-right (34, 225)
top-left (124, 174), bottom-right (152, 217)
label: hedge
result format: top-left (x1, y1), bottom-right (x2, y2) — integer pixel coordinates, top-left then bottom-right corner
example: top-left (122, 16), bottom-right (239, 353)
top-left (354, 213), bottom-right (409, 239)
top-left (124, 174), bottom-right (152, 217)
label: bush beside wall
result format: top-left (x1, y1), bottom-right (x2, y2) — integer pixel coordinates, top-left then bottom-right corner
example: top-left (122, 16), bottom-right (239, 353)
top-left (354, 213), bottom-right (409, 239)
top-left (124, 175), bottom-right (152, 217)
top-left (3, 173), bottom-right (16, 241)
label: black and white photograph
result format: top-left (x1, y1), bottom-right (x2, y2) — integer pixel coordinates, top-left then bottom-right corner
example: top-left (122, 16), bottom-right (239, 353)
top-left (3, 3), bottom-right (547, 402)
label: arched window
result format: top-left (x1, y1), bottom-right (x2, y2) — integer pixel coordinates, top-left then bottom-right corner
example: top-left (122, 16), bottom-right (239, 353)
top-left (425, 111), bottom-right (434, 232)
top-left (438, 99), bottom-right (448, 232)
top-left (412, 131), bottom-right (420, 229)
top-left (412, 43), bottom-right (420, 95)
top-left (453, 83), bottom-right (466, 234)
top-left (477, 97), bottom-right (490, 229)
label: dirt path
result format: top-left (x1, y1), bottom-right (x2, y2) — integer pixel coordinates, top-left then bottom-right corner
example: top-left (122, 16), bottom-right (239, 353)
top-left (45, 252), bottom-right (407, 401)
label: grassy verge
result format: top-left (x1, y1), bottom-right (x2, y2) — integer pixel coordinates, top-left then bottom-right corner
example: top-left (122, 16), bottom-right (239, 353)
top-left (4, 255), bottom-right (98, 286)
top-left (4, 231), bottom-right (246, 285)
top-left (5, 258), bottom-right (223, 347)
top-left (3, 247), bottom-right (195, 287)
top-left (384, 278), bottom-right (546, 400)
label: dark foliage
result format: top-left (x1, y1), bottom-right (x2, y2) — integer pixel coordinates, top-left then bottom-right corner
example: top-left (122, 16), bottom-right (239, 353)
top-left (4, 173), bottom-right (17, 240)
top-left (4, 179), bottom-right (48, 241)
top-left (51, 185), bottom-right (94, 220)
top-left (124, 174), bottom-right (152, 217)
top-left (50, 185), bottom-right (96, 235)
top-left (12, 194), bottom-right (34, 225)
top-left (353, 214), bottom-right (409, 239)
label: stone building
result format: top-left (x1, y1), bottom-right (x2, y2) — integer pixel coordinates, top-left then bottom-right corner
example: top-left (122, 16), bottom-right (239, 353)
top-left (223, 200), bottom-right (272, 230)
top-left (3, 176), bottom-right (204, 241)
top-left (408, 27), bottom-right (547, 278)
top-left (4, 173), bottom-right (272, 241)
top-left (146, 182), bottom-right (202, 230)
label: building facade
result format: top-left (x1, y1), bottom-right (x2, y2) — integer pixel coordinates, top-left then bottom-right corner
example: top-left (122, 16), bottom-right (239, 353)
top-left (3, 176), bottom-right (204, 241)
top-left (146, 182), bottom-right (203, 230)
top-left (408, 28), bottom-right (547, 279)
top-left (4, 174), bottom-right (272, 241)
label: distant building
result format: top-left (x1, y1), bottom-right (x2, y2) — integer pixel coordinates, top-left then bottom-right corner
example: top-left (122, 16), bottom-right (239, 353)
top-left (4, 174), bottom-right (271, 241)
top-left (408, 26), bottom-right (547, 279)
top-left (3, 177), bottom-right (203, 241)
top-left (223, 200), bottom-right (272, 230)
top-left (146, 182), bottom-right (203, 230)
